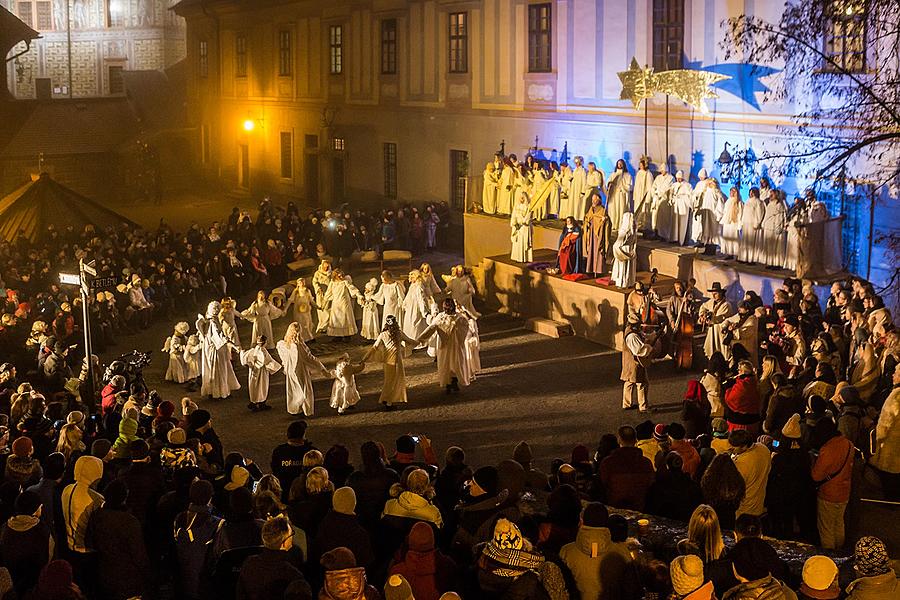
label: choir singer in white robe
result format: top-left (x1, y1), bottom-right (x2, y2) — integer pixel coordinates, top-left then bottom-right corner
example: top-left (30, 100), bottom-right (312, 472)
top-left (239, 335), bottom-right (281, 410)
top-left (277, 322), bottom-right (328, 416)
top-left (719, 186), bottom-right (743, 259)
top-left (739, 187), bottom-right (766, 264)
top-left (696, 177), bottom-right (726, 253)
top-left (560, 157), bottom-right (586, 220)
top-left (582, 162), bottom-right (606, 222)
top-left (762, 190), bottom-right (788, 268)
top-left (323, 270), bottom-right (360, 340)
top-left (651, 164), bottom-right (674, 240)
top-left (607, 159), bottom-right (631, 233)
top-left (196, 301), bottom-right (241, 399)
top-left (632, 157), bottom-right (654, 232)
top-left (497, 155), bottom-right (518, 215)
top-left (510, 190), bottom-right (533, 263)
top-left (482, 162), bottom-right (499, 214)
top-left (671, 171), bottom-right (693, 246)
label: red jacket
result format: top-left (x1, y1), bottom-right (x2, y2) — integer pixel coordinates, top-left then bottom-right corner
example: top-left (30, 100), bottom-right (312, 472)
top-left (599, 446), bottom-right (655, 510)
top-left (812, 434), bottom-right (855, 503)
top-left (388, 522), bottom-right (456, 600)
top-left (669, 439), bottom-right (701, 479)
top-left (724, 375), bottom-right (761, 431)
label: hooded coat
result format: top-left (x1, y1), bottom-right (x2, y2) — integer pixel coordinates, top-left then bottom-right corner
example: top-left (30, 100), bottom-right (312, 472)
top-left (389, 522), bottom-right (457, 600)
top-left (559, 525), bottom-right (637, 600)
top-left (60, 455), bottom-right (104, 553)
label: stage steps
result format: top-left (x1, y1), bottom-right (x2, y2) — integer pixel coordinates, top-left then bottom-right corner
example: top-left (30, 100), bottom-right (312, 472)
top-left (526, 317), bottom-right (573, 338)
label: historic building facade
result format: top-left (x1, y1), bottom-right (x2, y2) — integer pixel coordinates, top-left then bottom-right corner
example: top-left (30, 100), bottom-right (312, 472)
top-left (3, 0), bottom-right (185, 98)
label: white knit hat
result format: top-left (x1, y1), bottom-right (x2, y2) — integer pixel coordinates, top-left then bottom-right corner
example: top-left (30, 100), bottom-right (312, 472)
top-left (670, 555), bottom-right (704, 596)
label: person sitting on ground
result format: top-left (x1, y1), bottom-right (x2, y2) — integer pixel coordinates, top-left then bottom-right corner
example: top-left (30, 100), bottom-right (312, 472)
top-left (388, 521), bottom-right (458, 600)
top-left (383, 468), bottom-right (444, 528)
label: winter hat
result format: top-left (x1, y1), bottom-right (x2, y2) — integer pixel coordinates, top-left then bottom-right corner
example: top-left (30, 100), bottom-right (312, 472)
top-left (332, 486), bottom-right (356, 515)
top-left (91, 438), bottom-right (112, 458)
top-left (571, 444), bottom-right (590, 464)
top-left (711, 418), bottom-right (729, 438)
top-left (439, 594), bottom-right (461, 600)
top-left (181, 397), bottom-right (198, 416)
top-left (801, 556), bottom-right (839, 595)
top-left (66, 411), bottom-right (85, 428)
top-left (188, 409), bottom-right (211, 430)
top-left (635, 420), bottom-right (654, 440)
top-left (582, 502), bottom-right (609, 527)
top-left (472, 465), bottom-right (500, 496)
top-left (224, 466), bottom-right (250, 491)
top-left (839, 385), bottom-right (861, 407)
top-left (670, 554), bottom-right (705, 596)
top-left (35, 560), bottom-right (75, 597)
top-left (668, 422), bottom-right (686, 440)
top-left (168, 427), bottom-right (187, 445)
top-left (11, 436), bottom-right (33, 457)
top-left (157, 400), bottom-right (176, 419)
top-left (491, 518), bottom-right (525, 550)
top-left (384, 574), bottom-right (414, 600)
top-left (407, 521), bottom-right (435, 552)
top-left (653, 423), bottom-right (669, 442)
top-left (14, 490), bottom-right (42, 516)
top-left (854, 536), bottom-right (891, 577)
top-left (781, 414), bottom-right (802, 439)
top-left (395, 435), bottom-right (416, 454)
top-left (119, 417), bottom-right (138, 438)
top-left (320, 547), bottom-right (357, 571)
top-left (513, 441), bottom-right (533, 463)
top-left (730, 537), bottom-right (776, 581)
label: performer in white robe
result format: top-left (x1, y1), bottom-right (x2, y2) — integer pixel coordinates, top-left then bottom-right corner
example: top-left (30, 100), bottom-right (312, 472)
top-left (762, 190), bottom-right (788, 268)
top-left (359, 278), bottom-right (381, 340)
top-left (651, 164), bottom-right (675, 240)
top-left (529, 167), bottom-right (549, 221)
top-left (418, 298), bottom-right (473, 393)
top-left (312, 260), bottom-right (333, 333)
top-left (242, 291), bottom-right (284, 349)
top-left (419, 263), bottom-right (442, 302)
top-left (723, 302), bottom-right (759, 366)
top-left (163, 321), bottom-right (190, 383)
top-left (196, 301), bottom-right (240, 399)
top-left (632, 158), bottom-right (654, 232)
top-left (284, 278), bottom-right (316, 342)
top-left (785, 199), bottom-right (805, 272)
top-left (699, 282), bottom-right (735, 359)
top-left (739, 187), bottom-right (766, 264)
top-left (218, 298), bottom-right (244, 350)
top-left (482, 162), bottom-right (499, 214)
top-left (329, 353), bottom-right (364, 414)
top-left (607, 161), bottom-right (632, 234)
top-left (671, 171), bottom-right (693, 245)
top-left (547, 163), bottom-right (562, 217)
top-left (372, 271), bottom-right (406, 328)
top-left (402, 269), bottom-right (431, 347)
top-left (444, 266), bottom-right (480, 318)
top-left (611, 212), bottom-right (637, 289)
top-left (560, 157), bottom-right (587, 221)
top-left (697, 177), bottom-right (726, 251)
top-left (276, 322), bottom-right (328, 416)
top-left (719, 186), bottom-right (744, 258)
top-left (497, 157), bottom-right (517, 215)
top-left (362, 315), bottom-right (416, 408)
top-left (582, 162), bottom-right (605, 222)
top-left (558, 161), bottom-right (574, 218)
top-left (458, 305), bottom-right (481, 377)
top-left (239, 335), bottom-right (282, 410)
top-left (183, 334), bottom-right (201, 383)
top-left (323, 270), bottom-right (360, 338)
top-left (509, 190), bottom-right (533, 263)
top-left (690, 168), bottom-right (711, 245)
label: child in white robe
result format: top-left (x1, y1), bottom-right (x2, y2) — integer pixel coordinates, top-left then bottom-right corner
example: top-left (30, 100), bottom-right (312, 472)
top-left (239, 335), bottom-right (282, 412)
top-left (359, 278), bottom-right (381, 340)
top-left (329, 353), bottom-right (365, 414)
top-left (163, 321), bottom-right (190, 383)
top-left (183, 334), bottom-right (201, 389)
top-left (285, 278), bottom-right (316, 342)
top-left (459, 306), bottom-right (481, 377)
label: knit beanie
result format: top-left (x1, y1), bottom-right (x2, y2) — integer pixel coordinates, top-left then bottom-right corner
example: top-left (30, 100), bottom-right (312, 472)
top-left (332, 486), bottom-right (356, 515)
top-left (157, 400), bottom-right (176, 419)
top-left (91, 438), bottom-right (112, 458)
top-left (472, 465), bottom-right (499, 496)
top-left (668, 422), bottom-right (687, 440)
top-left (189, 479), bottom-right (214, 506)
top-left (384, 574), bottom-right (414, 600)
top-left (781, 414), bottom-right (802, 439)
top-left (654, 423), bottom-right (669, 441)
top-left (854, 536), bottom-right (891, 577)
top-left (513, 441), bottom-right (533, 463)
top-left (635, 420), bottom-right (654, 440)
top-left (711, 418), bottom-right (728, 438)
top-left (11, 436), bottom-right (33, 457)
top-left (36, 560), bottom-right (75, 597)
top-left (189, 409), bottom-right (211, 429)
top-left (320, 547), bottom-right (356, 571)
top-left (395, 435), bottom-right (416, 454)
top-left (407, 521), bottom-right (435, 552)
top-left (670, 555), bottom-right (705, 596)
top-left (801, 556), bottom-right (839, 595)
top-left (119, 417), bottom-right (138, 438)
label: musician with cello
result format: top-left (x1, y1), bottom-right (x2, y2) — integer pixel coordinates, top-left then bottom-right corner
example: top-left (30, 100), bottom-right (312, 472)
top-left (698, 282), bottom-right (735, 360)
top-left (621, 312), bottom-right (661, 413)
top-left (667, 279), bottom-right (704, 369)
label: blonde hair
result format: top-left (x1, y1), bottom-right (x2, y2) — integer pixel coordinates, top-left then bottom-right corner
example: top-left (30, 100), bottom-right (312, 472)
top-left (254, 474), bottom-right (282, 500)
top-left (420, 263), bottom-right (433, 276)
top-left (305, 466), bottom-right (333, 495)
top-left (408, 269), bottom-right (422, 283)
top-left (302, 449), bottom-right (324, 468)
top-left (760, 355), bottom-right (781, 381)
top-left (56, 423), bottom-right (84, 461)
top-left (283, 322), bottom-right (300, 345)
top-left (406, 468), bottom-right (434, 499)
top-left (687, 504), bottom-right (724, 562)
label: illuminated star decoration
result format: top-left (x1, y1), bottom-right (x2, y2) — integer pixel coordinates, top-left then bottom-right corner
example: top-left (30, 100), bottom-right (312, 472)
top-left (618, 58), bottom-right (731, 114)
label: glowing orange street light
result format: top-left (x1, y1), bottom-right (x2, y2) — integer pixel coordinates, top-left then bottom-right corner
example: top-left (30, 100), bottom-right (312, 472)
top-left (243, 119), bottom-right (255, 132)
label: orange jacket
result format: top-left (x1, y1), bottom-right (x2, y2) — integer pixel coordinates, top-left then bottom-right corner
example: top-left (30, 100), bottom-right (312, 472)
top-left (811, 434), bottom-right (854, 503)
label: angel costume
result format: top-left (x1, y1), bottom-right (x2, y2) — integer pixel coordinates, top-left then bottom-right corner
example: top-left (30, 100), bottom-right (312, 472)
top-left (363, 329), bottom-right (417, 406)
top-left (359, 279), bottom-right (381, 340)
top-left (323, 276), bottom-right (360, 337)
top-left (219, 302), bottom-right (244, 349)
top-left (611, 212), bottom-right (637, 289)
top-left (762, 196), bottom-right (788, 267)
top-left (285, 282), bottom-right (316, 341)
top-left (183, 335), bottom-right (201, 381)
top-left (419, 311), bottom-right (473, 389)
top-left (607, 168), bottom-right (632, 232)
top-left (482, 165), bottom-right (499, 214)
top-left (312, 263), bottom-right (333, 333)
top-left (465, 316), bottom-right (482, 376)
top-left (633, 165), bottom-right (653, 230)
top-left (719, 192), bottom-right (744, 257)
top-left (242, 299), bottom-right (284, 349)
top-left (497, 162), bottom-right (517, 215)
top-left (651, 168), bottom-right (675, 238)
top-left (196, 302), bottom-right (240, 399)
top-left (739, 193), bottom-right (766, 264)
top-left (509, 192), bottom-right (533, 263)
top-left (373, 280), bottom-right (406, 328)
top-left (163, 322), bottom-right (190, 383)
top-left (561, 162), bottom-right (587, 221)
top-left (239, 344), bottom-right (282, 405)
top-left (671, 175), bottom-right (694, 245)
top-left (330, 357), bottom-right (365, 413)
top-left (276, 338), bottom-right (327, 416)
top-left (697, 182), bottom-right (726, 247)
top-left (402, 278), bottom-right (431, 344)
top-left (446, 271), bottom-right (480, 318)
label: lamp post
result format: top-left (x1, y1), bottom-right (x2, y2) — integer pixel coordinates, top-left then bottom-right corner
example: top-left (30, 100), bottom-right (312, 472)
top-left (59, 259), bottom-right (98, 403)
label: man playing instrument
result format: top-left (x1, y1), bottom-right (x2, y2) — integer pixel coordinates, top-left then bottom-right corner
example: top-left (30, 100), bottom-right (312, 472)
top-left (622, 313), bottom-right (659, 413)
top-left (698, 282), bottom-right (735, 359)
top-left (723, 300), bottom-right (759, 366)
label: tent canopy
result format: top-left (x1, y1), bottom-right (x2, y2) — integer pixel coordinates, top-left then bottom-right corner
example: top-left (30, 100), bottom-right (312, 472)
top-left (0, 172), bottom-right (138, 243)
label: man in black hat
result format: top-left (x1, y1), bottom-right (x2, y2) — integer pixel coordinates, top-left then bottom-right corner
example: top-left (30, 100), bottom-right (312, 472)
top-left (699, 282), bottom-right (735, 360)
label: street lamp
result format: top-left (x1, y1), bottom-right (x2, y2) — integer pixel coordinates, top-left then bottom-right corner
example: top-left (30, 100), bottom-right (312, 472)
top-left (59, 259), bottom-right (100, 402)
top-left (243, 119), bottom-right (255, 132)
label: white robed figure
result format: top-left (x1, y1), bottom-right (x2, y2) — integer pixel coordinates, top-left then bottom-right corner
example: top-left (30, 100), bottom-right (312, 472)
top-left (632, 158), bottom-right (654, 230)
top-left (284, 278), bottom-right (316, 341)
top-left (362, 315), bottom-right (416, 408)
top-left (762, 191), bottom-right (788, 267)
top-left (582, 162), bottom-right (605, 222)
top-left (719, 187), bottom-right (744, 258)
top-left (163, 321), bottom-right (190, 383)
top-left (607, 159), bottom-right (632, 233)
top-left (739, 189), bottom-right (766, 264)
top-left (218, 298), bottom-right (244, 350)
top-left (671, 171), bottom-right (694, 245)
top-left (183, 335), bottom-right (201, 381)
top-left (785, 201), bottom-right (805, 272)
top-left (196, 301), bottom-right (241, 399)
top-left (510, 190), bottom-right (533, 263)
top-left (444, 265), bottom-right (480, 318)
top-left (651, 164), bottom-right (675, 239)
top-left (322, 271), bottom-right (360, 338)
top-left (529, 167), bottom-right (549, 221)
top-left (482, 162), bottom-right (499, 214)
top-left (419, 263), bottom-right (442, 303)
top-left (459, 306), bottom-right (481, 377)
top-left (611, 212), bottom-right (637, 289)
top-left (277, 322), bottom-right (328, 416)
top-left (358, 278), bottom-right (381, 340)
top-left (372, 271), bottom-right (406, 329)
top-left (329, 353), bottom-right (364, 414)
top-left (402, 270), bottom-right (431, 346)
top-left (560, 157), bottom-right (586, 220)
top-left (699, 283), bottom-right (735, 359)
top-left (312, 260), bottom-right (333, 333)
top-left (242, 291), bottom-right (284, 349)
top-left (418, 299), bottom-right (473, 392)
top-left (497, 160), bottom-right (517, 215)
top-left (239, 336), bottom-right (282, 407)
top-left (690, 169), bottom-right (711, 244)
top-left (696, 178), bottom-right (726, 248)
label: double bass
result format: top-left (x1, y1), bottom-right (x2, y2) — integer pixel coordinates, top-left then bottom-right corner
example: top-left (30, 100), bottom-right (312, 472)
top-left (672, 282), bottom-right (699, 370)
top-left (640, 270), bottom-right (669, 357)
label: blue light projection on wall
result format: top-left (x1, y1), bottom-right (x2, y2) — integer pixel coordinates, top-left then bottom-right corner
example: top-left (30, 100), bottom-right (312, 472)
top-left (684, 61), bottom-right (778, 111)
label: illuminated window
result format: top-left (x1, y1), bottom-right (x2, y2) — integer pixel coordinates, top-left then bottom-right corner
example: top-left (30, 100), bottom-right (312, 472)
top-left (384, 143), bottom-right (397, 199)
top-left (449, 12), bottom-right (468, 74)
top-left (280, 132), bottom-right (294, 179)
top-left (329, 25), bottom-right (343, 75)
top-left (279, 30), bottom-right (293, 77)
top-left (652, 0), bottom-right (684, 71)
top-left (527, 4), bottom-right (552, 73)
top-left (16, 1), bottom-right (52, 30)
top-left (381, 19), bottom-right (397, 75)
top-left (332, 137), bottom-right (345, 151)
top-left (235, 35), bottom-right (247, 78)
top-left (825, 1), bottom-right (866, 72)
top-left (199, 40), bottom-right (208, 78)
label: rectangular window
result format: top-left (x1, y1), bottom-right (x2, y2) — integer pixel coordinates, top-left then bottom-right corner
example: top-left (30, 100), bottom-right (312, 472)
top-left (332, 137), bottom-right (345, 151)
top-left (825, 1), bottom-right (866, 72)
top-left (35, 1), bottom-right (52, 30)
top-left (107, 0), bottom-right (126, 27)
top-left (280, 132), bottom-right (294, 179)
top-left (235, 35), bottom-right (247, 78)
top-left (448, 12), bottom-right (468, 73)
top-left (449, 150), bottom-right (469, 210)
top-left (383, 142), bottom-right (397, 199)
top-left (527, 3), bottom-right (552, 73)
top-left (108, 65), bottom-right (125, 95)
top-left (16, 1), bottom-right (33, 28)
top-left (279, 29), bottom-right (293, 76)
top-left (381, 19), bottom-right (397, 75)
top-left (329, 25), bottom-right (343, 74)
top-left (652, 0), bottom-right (685, 71)
top-left (198, 40), bottom-right (209, 78)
